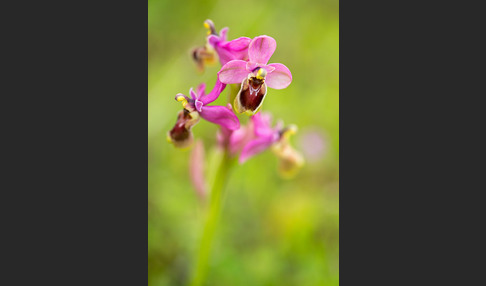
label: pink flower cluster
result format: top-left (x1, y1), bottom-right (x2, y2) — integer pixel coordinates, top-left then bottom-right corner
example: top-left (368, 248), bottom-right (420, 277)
top-left (167, 20), bottom-right (303, 191)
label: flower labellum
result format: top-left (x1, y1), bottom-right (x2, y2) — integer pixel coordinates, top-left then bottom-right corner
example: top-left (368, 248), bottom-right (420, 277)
top-left (234, 67), bottom-right (268, 115)
top-left (218, 35), bottom-right (292, 115)
top-left (167, 109), bottom-right (200, 149)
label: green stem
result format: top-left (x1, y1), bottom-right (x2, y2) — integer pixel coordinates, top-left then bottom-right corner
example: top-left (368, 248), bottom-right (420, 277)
top-left (189, 150), bottom-right (234, 286)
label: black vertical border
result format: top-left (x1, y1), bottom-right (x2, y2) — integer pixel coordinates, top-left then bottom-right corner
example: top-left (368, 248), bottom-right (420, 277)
top-left (338, 0), bottom-right (480, 284)
top-left (2, 0), bottom-right (150, 284)
top-left (340, 1), bottom-right (423, 284)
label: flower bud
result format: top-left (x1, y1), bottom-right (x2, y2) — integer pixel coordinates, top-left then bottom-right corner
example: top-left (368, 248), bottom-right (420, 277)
top-left (272, 141), bottom-right (305, 179)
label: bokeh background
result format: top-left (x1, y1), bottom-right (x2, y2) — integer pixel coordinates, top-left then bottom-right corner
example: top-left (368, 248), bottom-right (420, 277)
top-left (148, 0), bottom-right (339, 285)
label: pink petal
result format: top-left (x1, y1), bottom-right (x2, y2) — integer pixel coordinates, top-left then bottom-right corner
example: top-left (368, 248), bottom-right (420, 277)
top-left (248, 35), bottom-right (276, 65)
top-left (195, 100), bottom-right (203, 112)
top-left (222, 37), bottom-right (251, 52)
top-left (264, 64), bottom-right (276, 73)
top-left (219, 27), bottom-right (228, 42)
top-left (218, 60), bottom-right (249, 84)
top-left (199, 78), bottom-right (226, 105)
top-left (228, 124), bottom-right (254, 155)
top-left (274, 119), bottom-right (284, 132)
top-left (196, 83), bottom-right (206, 98)
top-left (189, 140), bottom-right (206, 200)
top-left (229, 126), bottom-right (247, 148)
top-left (216, 37), bottom-right (251, 65)
top-left (208, 34), bottom-right (220, 47)
top-left (252, 112), bottom-right (274, 137)
top-left (199, 105), bottom-right (240, 130)
top-left (189, 88), bottom-right (198, 100)
top-left (265, 63), bottom-right (292, 89)
top-left (208, 28), bottom-right (229, 48)
top-left (239, 137), bottom-right (274, 164)
top-left (215, 48), bottom-right (238, 66)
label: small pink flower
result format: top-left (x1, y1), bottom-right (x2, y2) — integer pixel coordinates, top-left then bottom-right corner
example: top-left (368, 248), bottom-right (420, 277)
top-left (205, 20), bottom-right (251, 66)
top-left (218, 36), bottom-right (292, 115)
top-left (238, 112), bottom-right (304, 177)
top-left (175, 79), bottom-right (240, 131)
top-left (192, 20), bottom-right (251, 71)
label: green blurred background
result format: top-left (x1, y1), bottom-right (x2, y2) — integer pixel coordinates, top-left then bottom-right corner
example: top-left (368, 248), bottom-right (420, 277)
top-left (148, 0), bottom-right (339, 285)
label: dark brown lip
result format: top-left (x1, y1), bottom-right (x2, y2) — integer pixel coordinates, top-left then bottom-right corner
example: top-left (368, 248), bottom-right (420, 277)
top-left (238, 78), bottom-right (267, 113)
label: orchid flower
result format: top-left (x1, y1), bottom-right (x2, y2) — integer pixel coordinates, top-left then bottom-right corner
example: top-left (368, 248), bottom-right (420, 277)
top-left (192, 20), bottom-right (251, 71)
top-left (239, 112), bottom-right (304, 177)
top-left (175, 78), bottom-right (240, 131)
top-left (218, 36), bottom-right (292, 115)
top-left (205, 20), bottom-right (251, 66)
